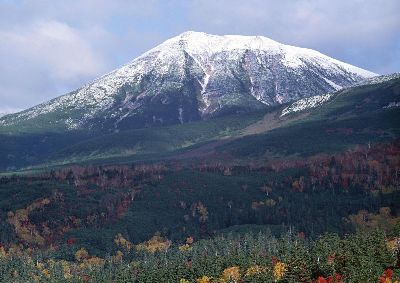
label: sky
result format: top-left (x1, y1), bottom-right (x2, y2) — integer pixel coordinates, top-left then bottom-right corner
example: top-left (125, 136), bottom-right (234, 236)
top-left (0, 0), bottom-right (399, 113)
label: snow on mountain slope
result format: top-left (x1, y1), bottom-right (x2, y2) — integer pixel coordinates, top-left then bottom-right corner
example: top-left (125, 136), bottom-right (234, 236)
top-left (281, 93), bottom-right (334, 116)
top-left (0, 31), bottom-right (377, 132)
top-left (280, 73), bottom-right (400, 117)
top-left (355, 72), bottom-right (400, 86)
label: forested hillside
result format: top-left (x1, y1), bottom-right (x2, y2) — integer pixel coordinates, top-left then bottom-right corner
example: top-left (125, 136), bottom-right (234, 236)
top-left (0, 140), bottom-right (399, 282)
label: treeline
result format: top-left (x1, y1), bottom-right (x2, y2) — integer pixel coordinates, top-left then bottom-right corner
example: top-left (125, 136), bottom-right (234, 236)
top-left (0, 229), bottom-right (399, 282)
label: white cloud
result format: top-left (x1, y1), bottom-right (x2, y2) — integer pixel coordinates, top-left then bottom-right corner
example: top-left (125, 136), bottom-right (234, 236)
top-left (0, 20), bottom-right (111, 110)
top-left (0, 20), bottom-right (106, 81)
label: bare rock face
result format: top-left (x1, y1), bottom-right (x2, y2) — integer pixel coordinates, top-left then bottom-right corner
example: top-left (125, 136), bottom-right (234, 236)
top-left (1, 31), bottom-right (376, 132)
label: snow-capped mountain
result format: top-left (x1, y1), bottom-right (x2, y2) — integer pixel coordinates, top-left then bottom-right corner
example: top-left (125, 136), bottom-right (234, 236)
top-left (0, 31), bottom-right (377, 132)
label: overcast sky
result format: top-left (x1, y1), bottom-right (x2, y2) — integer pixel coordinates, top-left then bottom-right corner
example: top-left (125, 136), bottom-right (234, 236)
top-left (0, 0), bottom-right (399, 113)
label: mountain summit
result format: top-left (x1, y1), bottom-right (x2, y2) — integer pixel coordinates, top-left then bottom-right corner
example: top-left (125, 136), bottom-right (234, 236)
top-left (1, 31), bottom-right (377, 132)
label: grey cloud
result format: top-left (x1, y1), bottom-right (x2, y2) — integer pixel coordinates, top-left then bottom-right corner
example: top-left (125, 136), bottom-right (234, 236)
top-left (0, 19), bottom-right (111, 110)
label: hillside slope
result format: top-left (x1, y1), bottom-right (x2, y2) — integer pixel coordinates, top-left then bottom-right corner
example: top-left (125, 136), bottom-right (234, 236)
top-left (218, 74), bottom-right (400, 158)
top-left (0, 74), bottom-right (398, 171)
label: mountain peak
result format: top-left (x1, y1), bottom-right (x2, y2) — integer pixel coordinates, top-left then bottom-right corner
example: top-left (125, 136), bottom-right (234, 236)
top-left (159, 31), bottom-right (283, 53)
top-left (149, 32), bottom-right (376, 77)
top-left (175, 31), bottom-right (278, 42)
top-left (177, 30), bottom-right (207, 37)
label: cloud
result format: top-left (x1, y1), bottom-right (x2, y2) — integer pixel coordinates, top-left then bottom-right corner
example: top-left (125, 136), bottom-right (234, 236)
top-left (1, 21), bottom-right (105, 80)
top-left (0, 20), bottom-right (109, 108)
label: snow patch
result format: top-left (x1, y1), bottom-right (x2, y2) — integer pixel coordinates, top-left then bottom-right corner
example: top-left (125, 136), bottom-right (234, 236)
top-left (65, 118), bottom-right (79, 130)
top-left (178, 107), bottom-right (184, 124)
top-left (383, 102), bottom-right (400, 109)
top-left (323, 78), bottom-right (343, 91)
top-left (281, 93), bottom-right (334, 116)
top-left (355, 73), bottom-right (400, 87)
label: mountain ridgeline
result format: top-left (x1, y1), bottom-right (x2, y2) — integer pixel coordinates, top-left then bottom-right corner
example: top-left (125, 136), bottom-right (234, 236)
top-left (1, 31), bottom-right (375, 133)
